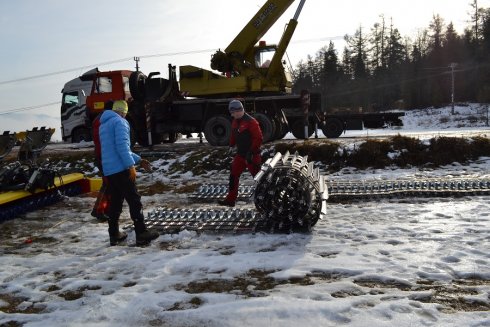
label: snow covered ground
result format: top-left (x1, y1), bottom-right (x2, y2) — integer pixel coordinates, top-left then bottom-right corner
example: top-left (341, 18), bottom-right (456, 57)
top-left (1, 104), bottom-right (489, 326)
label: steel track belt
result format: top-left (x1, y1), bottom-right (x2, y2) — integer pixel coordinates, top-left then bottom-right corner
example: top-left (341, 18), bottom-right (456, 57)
top-left (136, 152), bottom-right (490, 235)
top-left (190, 178), bottom-right (490, 201)
top-left (136, 207), bottom-right (312, 234)
top-left (326, 178), bottom-right (490, 201)
top-left (188, 184), bottom-right (255, 201)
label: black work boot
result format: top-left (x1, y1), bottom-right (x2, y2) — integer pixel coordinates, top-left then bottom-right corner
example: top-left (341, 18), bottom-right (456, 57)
top-left (134, 220), bottom-right (159, 246)
top-left (108, 219), bottom-right (128, 246)
top-left (109, 231), bottom-right (128, 246)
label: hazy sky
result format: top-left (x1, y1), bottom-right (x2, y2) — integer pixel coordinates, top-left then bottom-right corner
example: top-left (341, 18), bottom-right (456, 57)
top-left (1, 0), bottom-right (488, 141)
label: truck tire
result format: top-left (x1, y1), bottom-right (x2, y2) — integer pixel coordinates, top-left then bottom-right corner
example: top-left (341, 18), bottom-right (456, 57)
top-left (271, 117), bottom-right (284, 141)
top-left (253, 113), bottom-right (274, 143)
top-left (151, 133), bottom-right (164, 145)
top-left (136, 132), bottom-right (165, 146)
top-left (163, 132), bottom-right (179, 143)
top-left (204, 115), bottom-right (231, 146)
top-left (322, 118), bottom-right (344, 138)
top-left (72, 127), bottom-right (92, 143)
top-left (290, 120), bottom-right (313, 139)
top-left (129, 71), bottom-right (147, 101)
top-left (275, 118), bottom-right (289, 140)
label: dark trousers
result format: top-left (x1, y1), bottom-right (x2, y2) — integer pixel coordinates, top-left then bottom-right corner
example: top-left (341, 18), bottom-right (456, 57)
top-left (225, 154), bottom-right (261, 203)
top-left (106, 170), bottom-right (145, 233)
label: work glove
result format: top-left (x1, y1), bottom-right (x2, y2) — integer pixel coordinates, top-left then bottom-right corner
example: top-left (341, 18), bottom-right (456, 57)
top-left (245, 152), bottom-right (253, 164)
top-left (129, 166), bottom-right (137, 182)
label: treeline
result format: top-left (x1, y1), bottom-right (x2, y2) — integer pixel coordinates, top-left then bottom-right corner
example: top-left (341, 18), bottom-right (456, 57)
top-left (292, 1), bottom-right (490, 112)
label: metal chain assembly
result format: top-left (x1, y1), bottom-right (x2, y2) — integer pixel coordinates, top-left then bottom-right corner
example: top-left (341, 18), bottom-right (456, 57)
top-left (144, 151), bottom-right (490, 235)
top-left (326, 178), bottom-right (490, 201)
top-left (253, 151), bottom-right (327, 231)
top-left (147, 152), bottom-right (328, 234)
top-left (143, 207), bottom-right (300, 234)
top-left (189, 184), bottom-right (254, 202)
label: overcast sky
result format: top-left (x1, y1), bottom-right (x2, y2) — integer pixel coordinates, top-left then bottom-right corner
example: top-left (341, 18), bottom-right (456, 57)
top-left (1, 0), bottom-right (489, 141)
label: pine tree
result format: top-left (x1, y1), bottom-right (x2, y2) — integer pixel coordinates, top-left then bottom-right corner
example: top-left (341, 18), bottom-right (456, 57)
top-left (369, 15), bottom-right (387, 74)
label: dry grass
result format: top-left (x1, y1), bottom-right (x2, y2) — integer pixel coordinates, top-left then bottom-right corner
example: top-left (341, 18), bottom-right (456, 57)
top-left (272, 135), bottom-right (490, 171)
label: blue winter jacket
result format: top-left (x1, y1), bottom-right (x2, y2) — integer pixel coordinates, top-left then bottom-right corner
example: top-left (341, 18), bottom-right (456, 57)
top-left (99, 110), bottom-right (140, 176)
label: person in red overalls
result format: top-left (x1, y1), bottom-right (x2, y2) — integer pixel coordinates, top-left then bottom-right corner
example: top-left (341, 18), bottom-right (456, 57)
top-left (218, 100), bottom-right (263, 207)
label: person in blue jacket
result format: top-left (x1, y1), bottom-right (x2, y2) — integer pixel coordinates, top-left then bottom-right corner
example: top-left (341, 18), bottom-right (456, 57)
top-left (99, 100), bottom-right (159, 246)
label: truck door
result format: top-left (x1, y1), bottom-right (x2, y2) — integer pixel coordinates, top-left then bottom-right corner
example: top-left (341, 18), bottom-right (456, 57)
top-left (86, 73), bottom-right (131, 119)
top-left (61, 89), bottom-right (89, 142)
top-left (86, 76), bottom-right (114, 119)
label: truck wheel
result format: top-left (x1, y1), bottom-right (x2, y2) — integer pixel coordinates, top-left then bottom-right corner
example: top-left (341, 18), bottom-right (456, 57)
top-left (322, 118), bottom-right (344, 138)
top-left (129, 71), bottom-right (147, 101)
top-left (163, 132), bottom-right (179, 143)
top-left (151, 133), bottom-right (163, 145)
top-left (72, 127), bottom-right (92, 143)
top-left (204, 115), bottom-right (231, 146)
top-left (272, 117), bottom-right (284, 141)
top-left (291, 120), bottom-right (313, 139)
top-left (253, 113), bottom-right (274, 143)
top-left (135, 133), bottom-right (163, 147)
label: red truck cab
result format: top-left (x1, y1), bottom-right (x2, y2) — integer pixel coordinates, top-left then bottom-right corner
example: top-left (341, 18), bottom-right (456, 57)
top-left (86, 70), bottom-right (133, 119)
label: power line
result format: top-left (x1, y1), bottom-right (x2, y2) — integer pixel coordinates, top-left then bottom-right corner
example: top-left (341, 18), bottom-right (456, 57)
top-left (0, 49), bottom-right (217, 86)
top-left (0, 58), bottom-right (133, 86)
top-left (0, 102), bottom-right (59, 116)
top-left (0, 35), bottom-right (344, 86)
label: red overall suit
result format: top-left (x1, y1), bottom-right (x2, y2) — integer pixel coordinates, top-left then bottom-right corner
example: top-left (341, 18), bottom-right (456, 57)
top-left (222, 113), bottom-right (263, 205)
top-left (90, 112), bottom-right (110, 220)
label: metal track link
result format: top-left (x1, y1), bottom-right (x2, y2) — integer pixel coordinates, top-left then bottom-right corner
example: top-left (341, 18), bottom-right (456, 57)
top-left (191, 178), bottom-right (490, 201)
top-left (326, 178), bottom-right (490, 201)
top-left (189, 184), bottom-right (254, 202)
top-left (140, 207), bottom-right (311, 234)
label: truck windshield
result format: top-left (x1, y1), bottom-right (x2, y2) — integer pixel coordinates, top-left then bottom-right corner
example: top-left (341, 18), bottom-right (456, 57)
top-left (61, 91), bottom-right (79, 113)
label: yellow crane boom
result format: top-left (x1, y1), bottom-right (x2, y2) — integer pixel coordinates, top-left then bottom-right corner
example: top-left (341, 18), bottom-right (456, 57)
top-left (179, 0), bottom-right (307, 97)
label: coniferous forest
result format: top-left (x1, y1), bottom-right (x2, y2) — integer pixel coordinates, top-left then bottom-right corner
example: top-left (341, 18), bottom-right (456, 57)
top-left (292, 1), bottom-right (490, 112)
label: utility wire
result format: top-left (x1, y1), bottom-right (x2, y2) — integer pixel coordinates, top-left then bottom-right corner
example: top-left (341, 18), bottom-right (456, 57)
top-left (0, 49), bottom-right (216, 86)
top-left (0, 58), bottom-right (133, 85)
top-left (0, 102), bottom-right (60, 116)
top-left (0, 35), bottom-right (344, 86)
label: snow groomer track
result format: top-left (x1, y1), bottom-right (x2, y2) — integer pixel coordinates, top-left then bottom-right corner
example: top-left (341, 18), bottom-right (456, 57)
top-left (145, 151), bottom-right (490, 234)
